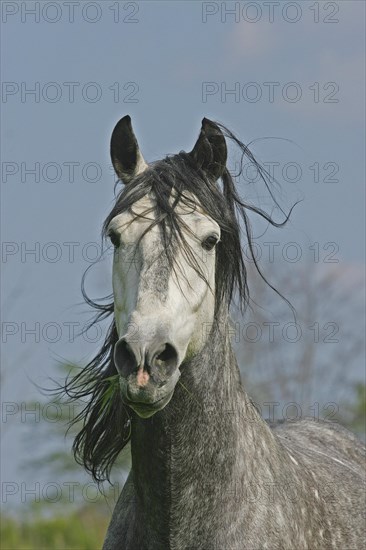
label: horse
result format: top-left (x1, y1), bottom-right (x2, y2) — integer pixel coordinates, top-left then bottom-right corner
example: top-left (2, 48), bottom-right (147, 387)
top-left (66, 116), bottom-right (365, 549)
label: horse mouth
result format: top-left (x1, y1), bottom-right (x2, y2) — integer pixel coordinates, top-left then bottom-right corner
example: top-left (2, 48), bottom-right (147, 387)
top-left (123, 391), bottom-right (174, 418)
top-left (119, 367), bottom-right (180, 418)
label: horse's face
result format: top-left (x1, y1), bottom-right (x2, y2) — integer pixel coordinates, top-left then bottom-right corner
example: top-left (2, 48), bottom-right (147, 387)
top-left (108, 195), bottom-right (220, 417)
top-left (108, 116), bottom-right (227, 418)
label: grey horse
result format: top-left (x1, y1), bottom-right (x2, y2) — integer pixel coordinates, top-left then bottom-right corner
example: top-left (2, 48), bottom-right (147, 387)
top-left (70, 116), bottom-right (366, 549)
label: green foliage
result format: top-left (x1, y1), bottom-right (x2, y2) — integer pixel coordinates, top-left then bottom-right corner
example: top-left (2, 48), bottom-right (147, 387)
top-left (341, 382), bottom-right (366, 439)
top-left (12, 361), bottom-right (131, 550)
top-left (1, 506), bottom-right (109, 550)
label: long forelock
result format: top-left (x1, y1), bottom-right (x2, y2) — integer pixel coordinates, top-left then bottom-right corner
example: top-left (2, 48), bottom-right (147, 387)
top-left (103, 152), bottom-right (247, 315)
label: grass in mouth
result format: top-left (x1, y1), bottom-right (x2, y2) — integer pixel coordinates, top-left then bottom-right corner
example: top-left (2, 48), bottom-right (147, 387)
top-left (100, 374), bottom-right (121, 413)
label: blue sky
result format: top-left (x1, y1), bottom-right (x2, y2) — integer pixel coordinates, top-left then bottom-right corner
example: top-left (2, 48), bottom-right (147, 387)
top-left (1, 0), bottom-right (365, 504)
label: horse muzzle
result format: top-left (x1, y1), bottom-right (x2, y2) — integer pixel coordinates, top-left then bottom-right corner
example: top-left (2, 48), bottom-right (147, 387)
top-left (114, 337), bottom-right (181, 418)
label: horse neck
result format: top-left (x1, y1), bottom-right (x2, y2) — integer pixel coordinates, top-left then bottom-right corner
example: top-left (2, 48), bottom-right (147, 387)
top-left (129, 307), bottom-right (286, 532)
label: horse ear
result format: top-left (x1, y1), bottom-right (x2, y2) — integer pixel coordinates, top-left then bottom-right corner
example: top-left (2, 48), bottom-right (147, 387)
top-left (110, 115), bottom-right (148, 184)
top-left (189, 118), bottom-right (227, 181)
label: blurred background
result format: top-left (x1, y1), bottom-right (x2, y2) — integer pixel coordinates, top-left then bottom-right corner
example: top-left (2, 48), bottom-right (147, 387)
top-left (1, 1), bottom-right (365, 547)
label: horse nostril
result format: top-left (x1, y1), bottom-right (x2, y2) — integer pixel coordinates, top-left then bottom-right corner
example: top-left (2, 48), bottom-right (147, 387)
top-left (152, 343), bottom-right (178, 376)
top-left (114, 339), bottom-right (138, 378)
top-left (115, 339), bottom-right (178, 380)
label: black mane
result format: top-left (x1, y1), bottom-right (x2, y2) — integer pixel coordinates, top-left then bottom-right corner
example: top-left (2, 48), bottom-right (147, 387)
top-left (62, 123), bottom-right (294, 482)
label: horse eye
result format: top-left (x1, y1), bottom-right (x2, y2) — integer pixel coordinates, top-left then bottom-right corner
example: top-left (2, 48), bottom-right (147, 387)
top-left (108, 231), bottom-right (120, 248)
top-left (202, 235), bottom-right (219, 251)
